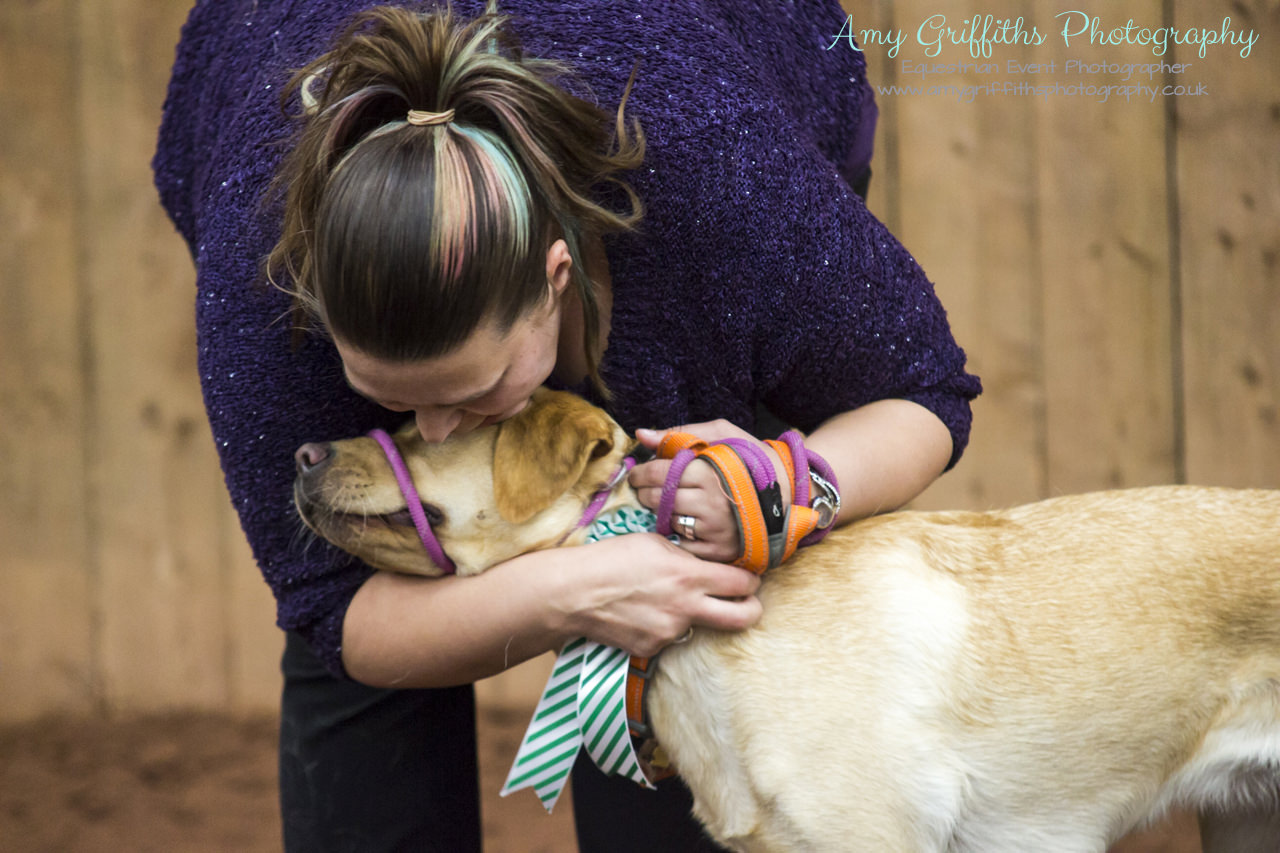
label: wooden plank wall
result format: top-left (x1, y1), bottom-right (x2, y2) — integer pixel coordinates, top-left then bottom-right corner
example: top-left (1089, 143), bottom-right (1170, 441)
top-left (857, 0), bottom-right (1278, 510)
top-left (1, 0), bottom-right (281, 721)
top-left (1, 1), bottom-right (1277, 722)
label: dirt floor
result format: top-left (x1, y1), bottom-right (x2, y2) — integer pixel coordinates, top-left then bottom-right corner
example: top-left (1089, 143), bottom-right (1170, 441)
top-left (1, 708), bottom-right (574, 853)
top-left (1, 710), bottom-right (1201, 852)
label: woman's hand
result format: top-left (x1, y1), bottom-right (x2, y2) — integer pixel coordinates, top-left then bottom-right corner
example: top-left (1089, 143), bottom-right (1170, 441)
top-left (559, 533), bottom-right (762, 658)
top-left (628, 420), bottom-right (792, 564)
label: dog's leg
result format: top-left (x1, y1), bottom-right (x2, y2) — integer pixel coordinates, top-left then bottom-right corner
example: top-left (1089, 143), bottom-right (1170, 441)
top-left (1199, 808), bottom-right (1280, 853)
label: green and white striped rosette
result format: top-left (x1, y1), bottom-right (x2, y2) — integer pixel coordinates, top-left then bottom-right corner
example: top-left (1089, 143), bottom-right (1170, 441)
top-left (501, 507), bottom-right (659, 813)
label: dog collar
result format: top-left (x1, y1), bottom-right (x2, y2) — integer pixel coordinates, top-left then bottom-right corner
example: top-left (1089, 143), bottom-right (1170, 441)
top-left (577, 456), bottom-right (639, 530)
top-left (367, 429), bottom-right (457, 575)
top-left (550, 455), bottom-right (642, 548)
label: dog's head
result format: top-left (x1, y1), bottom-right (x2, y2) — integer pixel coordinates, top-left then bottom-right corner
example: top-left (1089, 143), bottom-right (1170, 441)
top-left (293, 388), bottom-right (632, 576)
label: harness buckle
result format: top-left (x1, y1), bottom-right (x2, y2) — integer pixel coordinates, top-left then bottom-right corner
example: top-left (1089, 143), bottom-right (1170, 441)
top-left (808, 468), bottom-right (841, 530)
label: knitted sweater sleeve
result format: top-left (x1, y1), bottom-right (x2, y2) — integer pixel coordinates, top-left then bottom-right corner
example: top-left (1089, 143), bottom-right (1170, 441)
top-left (682, 106), bottom-right (981, 468)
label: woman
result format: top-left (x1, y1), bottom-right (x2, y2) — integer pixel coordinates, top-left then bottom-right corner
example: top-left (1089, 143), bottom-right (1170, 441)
top-left (154, 1), bottom-right (980, 850)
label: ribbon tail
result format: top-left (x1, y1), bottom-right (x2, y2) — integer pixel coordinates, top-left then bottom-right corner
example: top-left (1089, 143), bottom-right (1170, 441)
top-left (501, 638), bottom-right (588, 813)
top-left (578, 641), bottom-right (656, 790)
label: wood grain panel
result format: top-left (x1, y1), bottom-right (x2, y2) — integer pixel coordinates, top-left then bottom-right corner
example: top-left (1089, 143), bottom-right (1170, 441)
top-left (0, 0), bottom-right (97, 719)
top-left (1038, 1), bottom-right (1179, 495)
top-left (885, 0), bottom-right (1046, 510)
top-left (76, 0), bottom-right (259, 711)
top-left (1175, 0), bottom-right (1280, 487)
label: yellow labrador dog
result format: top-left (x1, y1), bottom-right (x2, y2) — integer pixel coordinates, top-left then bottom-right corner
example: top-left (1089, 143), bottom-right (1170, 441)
top-left (294, 389), bottom-right (1280, 852)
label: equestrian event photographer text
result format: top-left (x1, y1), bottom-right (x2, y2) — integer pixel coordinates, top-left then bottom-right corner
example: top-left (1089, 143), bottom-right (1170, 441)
top-left (828, 11), bottom-right (1260, 60)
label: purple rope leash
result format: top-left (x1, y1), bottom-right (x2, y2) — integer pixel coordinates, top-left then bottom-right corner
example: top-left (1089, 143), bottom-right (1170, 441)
top-left (367, 429), bottom-right (457, 575)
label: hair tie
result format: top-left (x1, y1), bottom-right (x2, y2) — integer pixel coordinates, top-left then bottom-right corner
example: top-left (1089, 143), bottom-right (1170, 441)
top-left (406, 108), bottom-right (455, 127)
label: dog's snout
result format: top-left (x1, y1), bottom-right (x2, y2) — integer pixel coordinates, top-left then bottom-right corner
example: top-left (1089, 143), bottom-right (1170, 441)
top-left (295, 442), bottom-right (331, 474)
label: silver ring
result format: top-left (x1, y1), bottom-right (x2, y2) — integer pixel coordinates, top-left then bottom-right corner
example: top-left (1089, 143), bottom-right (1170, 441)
top-left (675, 514), bottom-right (697, 541)
top-left (673, 627), bottom-right (695, 644)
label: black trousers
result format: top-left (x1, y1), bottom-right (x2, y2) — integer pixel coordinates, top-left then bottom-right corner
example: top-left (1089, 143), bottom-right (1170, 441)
top-left (279, 631), bottom-right (726, 852)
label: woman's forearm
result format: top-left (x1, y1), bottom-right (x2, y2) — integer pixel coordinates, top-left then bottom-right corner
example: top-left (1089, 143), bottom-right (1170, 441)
top-left (342, 548), bottom-right (574, 688)
top-left (803, 398), bottom-right (955, 524)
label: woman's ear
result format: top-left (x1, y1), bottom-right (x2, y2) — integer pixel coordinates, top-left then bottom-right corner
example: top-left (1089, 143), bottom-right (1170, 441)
top-left (545, 238), bottom-right (574, 299)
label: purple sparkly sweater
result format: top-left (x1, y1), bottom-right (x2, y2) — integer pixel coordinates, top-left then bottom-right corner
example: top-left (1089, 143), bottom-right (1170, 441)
top-left (154, 0), bottom-right (981, 677)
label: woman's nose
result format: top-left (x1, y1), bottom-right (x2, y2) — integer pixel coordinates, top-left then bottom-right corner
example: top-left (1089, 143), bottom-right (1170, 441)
top-left (414, 409), bottom-right (462, 443)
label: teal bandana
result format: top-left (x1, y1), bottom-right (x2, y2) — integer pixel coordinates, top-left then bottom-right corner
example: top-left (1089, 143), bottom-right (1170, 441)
top-left (584, 506), bottom-right (658, 542)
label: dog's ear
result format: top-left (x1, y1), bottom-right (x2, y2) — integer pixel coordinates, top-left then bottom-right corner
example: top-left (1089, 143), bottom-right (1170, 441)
top-left (493, 393), bottom-right (617, 523)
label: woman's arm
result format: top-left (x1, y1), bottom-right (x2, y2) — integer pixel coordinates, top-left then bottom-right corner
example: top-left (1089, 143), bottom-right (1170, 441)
top-left (803, 397), bottom-right (954, 524)
top-left (343, 398), bottom-right (945, 689)
top-left (342, 532), bottom-right (762, 688)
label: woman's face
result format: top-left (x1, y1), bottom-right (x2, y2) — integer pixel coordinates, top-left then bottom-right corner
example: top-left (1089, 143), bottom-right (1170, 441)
top-left (335, 294), bottom-right (562, 443)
